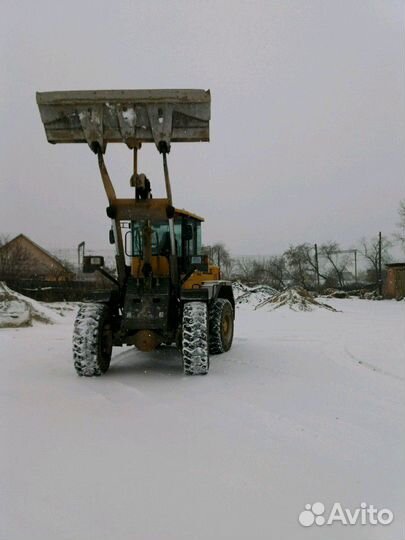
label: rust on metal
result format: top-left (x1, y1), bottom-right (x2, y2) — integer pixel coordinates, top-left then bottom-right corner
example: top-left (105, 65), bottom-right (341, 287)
top-left (97, 151), bottom-right (117, 203)
top-left (132, 330), bottom-right (162, 351)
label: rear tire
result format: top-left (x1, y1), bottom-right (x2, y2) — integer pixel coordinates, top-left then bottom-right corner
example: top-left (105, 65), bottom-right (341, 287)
top-left (73, 303), bottom-right (113, 376)
top-left (182, 302), bottom-right (209, 375)
top-left (209, 298), bottom-right (234, 354)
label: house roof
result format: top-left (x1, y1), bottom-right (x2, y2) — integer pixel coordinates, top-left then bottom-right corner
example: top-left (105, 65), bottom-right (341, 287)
top-left (385, 262), bottom-right (405, 269)
top-left (0, 234), bottom-right (72, 274)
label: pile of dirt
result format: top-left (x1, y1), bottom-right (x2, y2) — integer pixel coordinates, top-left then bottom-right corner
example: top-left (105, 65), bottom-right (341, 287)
top-left (256, 287), bottom-right (338, 312)
top-left (233, 281), bottom-right (277, 308)
top-left (0, 282), bottom-right (63, 328)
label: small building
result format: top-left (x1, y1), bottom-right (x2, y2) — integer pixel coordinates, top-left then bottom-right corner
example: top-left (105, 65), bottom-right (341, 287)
top-left (0, 234), bottom-right (73, 281)
top-left (342, 271), bottom-right (356, 284)
top-left (384, 263), bottom-right (405, 299)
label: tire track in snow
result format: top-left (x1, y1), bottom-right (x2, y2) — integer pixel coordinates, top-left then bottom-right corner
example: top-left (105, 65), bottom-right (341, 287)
top-left (344, 345), bottom-right (405, 382)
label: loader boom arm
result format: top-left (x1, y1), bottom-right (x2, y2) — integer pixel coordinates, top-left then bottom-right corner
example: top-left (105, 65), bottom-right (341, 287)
top-left (36, 88), bottom-right (211, 291)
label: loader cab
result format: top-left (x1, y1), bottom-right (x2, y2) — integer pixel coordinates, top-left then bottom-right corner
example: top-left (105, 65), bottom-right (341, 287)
top-left (127, 210), bottom-right (206, 279)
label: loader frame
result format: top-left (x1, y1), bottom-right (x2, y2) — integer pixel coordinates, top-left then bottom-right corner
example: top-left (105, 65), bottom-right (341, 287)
top-left (37, 89), bottom-right (234, 375)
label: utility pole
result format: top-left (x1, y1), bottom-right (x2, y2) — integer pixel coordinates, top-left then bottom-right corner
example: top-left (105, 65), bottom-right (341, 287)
top-left (378, 231), bottom-right (382, 296)
top-left (314, 243), bottom-right (320, 290)
top-left (354, 249), bottom-right (358, 283)
top-left (77, 241), bottom-right (85, 272)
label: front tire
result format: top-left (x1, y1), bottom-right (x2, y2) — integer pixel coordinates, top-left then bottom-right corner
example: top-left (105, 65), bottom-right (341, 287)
top-left (73, 303), bottom-right (113, 376)
top-left (209, 298), bottom-right (234, 354)
top-left (182, 302), bottom-right (209, 375)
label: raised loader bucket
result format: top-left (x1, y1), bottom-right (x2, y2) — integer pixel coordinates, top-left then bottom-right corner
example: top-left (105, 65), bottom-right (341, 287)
top-left (36, 89), bottom-right (210, 153)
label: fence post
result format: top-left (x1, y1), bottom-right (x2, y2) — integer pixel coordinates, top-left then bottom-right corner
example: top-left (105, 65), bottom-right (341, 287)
top-left (378, 232), bottom-right (382, 295)
top-left (314, 243), bottom-right (320, 290)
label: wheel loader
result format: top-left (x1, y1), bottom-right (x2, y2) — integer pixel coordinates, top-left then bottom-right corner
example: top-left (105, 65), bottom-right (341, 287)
top-left (36, 89), bottom-right (234, 375)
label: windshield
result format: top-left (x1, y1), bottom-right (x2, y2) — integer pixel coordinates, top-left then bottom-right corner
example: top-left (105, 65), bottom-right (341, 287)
top-left (130, 218), bottom-right (202, 258)
top-left (132, 221), bottom-right (182, 256)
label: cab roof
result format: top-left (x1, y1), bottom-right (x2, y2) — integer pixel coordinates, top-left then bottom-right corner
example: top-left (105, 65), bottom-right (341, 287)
top-left (175, 208), bottom-right (204, 222)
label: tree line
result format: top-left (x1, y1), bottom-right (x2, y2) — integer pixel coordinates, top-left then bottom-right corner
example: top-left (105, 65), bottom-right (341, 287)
top-left (205, 237), bottom-right (392, 290)
top-left (205, 201), bottom-right (405, 290)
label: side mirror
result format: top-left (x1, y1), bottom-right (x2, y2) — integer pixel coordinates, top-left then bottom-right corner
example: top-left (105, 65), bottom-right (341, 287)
top-left (109, 228), bottom-right (115, 244)
top-left (83, 255), bottom-right (104, 273)
top-left (183, 224), bottom-right (193, 241)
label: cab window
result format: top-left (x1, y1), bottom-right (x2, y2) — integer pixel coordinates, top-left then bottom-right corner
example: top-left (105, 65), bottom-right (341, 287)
top-left (131, 221), bottom-right (182, 256)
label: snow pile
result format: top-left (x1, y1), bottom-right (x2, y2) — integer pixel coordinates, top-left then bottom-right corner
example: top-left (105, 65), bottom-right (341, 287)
top-left (0, 282), bottom-right (64, 328)
top-left (256, 286), bottom-right (338, 312)
top-left (44, 302), bottom-right (80, 316)
top-left (233, 281), bottom-right (277, 308)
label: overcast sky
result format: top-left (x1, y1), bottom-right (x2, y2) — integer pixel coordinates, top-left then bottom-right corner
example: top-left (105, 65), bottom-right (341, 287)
top-left (0, 0), bottom-right (404, 256)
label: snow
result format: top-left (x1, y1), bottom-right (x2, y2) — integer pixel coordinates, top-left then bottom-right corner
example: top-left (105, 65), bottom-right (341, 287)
top-left (1, 298), bottom-right (404, 539)
top-left (78, 110), bottom-right (101, 125)
top-left (0, 282), bottom-right (64, 327)
top-left (256, 287), bottom-right (337, 312)
top-left (233, 281), bottom-right (276, 308)
top-left (121, 107), bottom-right (136, 125)
top-left (0, 299), bottom-right (31, 327)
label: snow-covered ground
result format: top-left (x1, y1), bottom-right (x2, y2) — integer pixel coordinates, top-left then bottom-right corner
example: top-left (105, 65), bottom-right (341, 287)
top-left (0, 282), bottom-right (65, 328)
top-left (1, 299), bottom-right (404, 539)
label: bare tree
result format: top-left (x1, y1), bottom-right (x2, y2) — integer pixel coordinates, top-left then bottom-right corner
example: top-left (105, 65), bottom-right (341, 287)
top-left (204, 243), bottom-right (234, 278)
top-left (232, 255), bottom-right (287, 289)
top-left (250, 260), bottom-right (265, 283)
top-left (260, 256), bottom-right (287, 289)
top-left (394, 199), bottom-right (405, 250)
top-left (211, 242), bottom-right (230, 266)
top-left (359, 235), bottom-right (392, 284)
top-left (234, 257), bottom-right (255, 282)
top-left (319, 242), bottom-right (349, 288)
top-left (284, 244), bottom-right (316, 289)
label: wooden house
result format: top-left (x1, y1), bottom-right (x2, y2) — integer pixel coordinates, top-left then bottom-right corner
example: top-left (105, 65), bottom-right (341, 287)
top-left (0, 234), bottom-right (73, 281)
